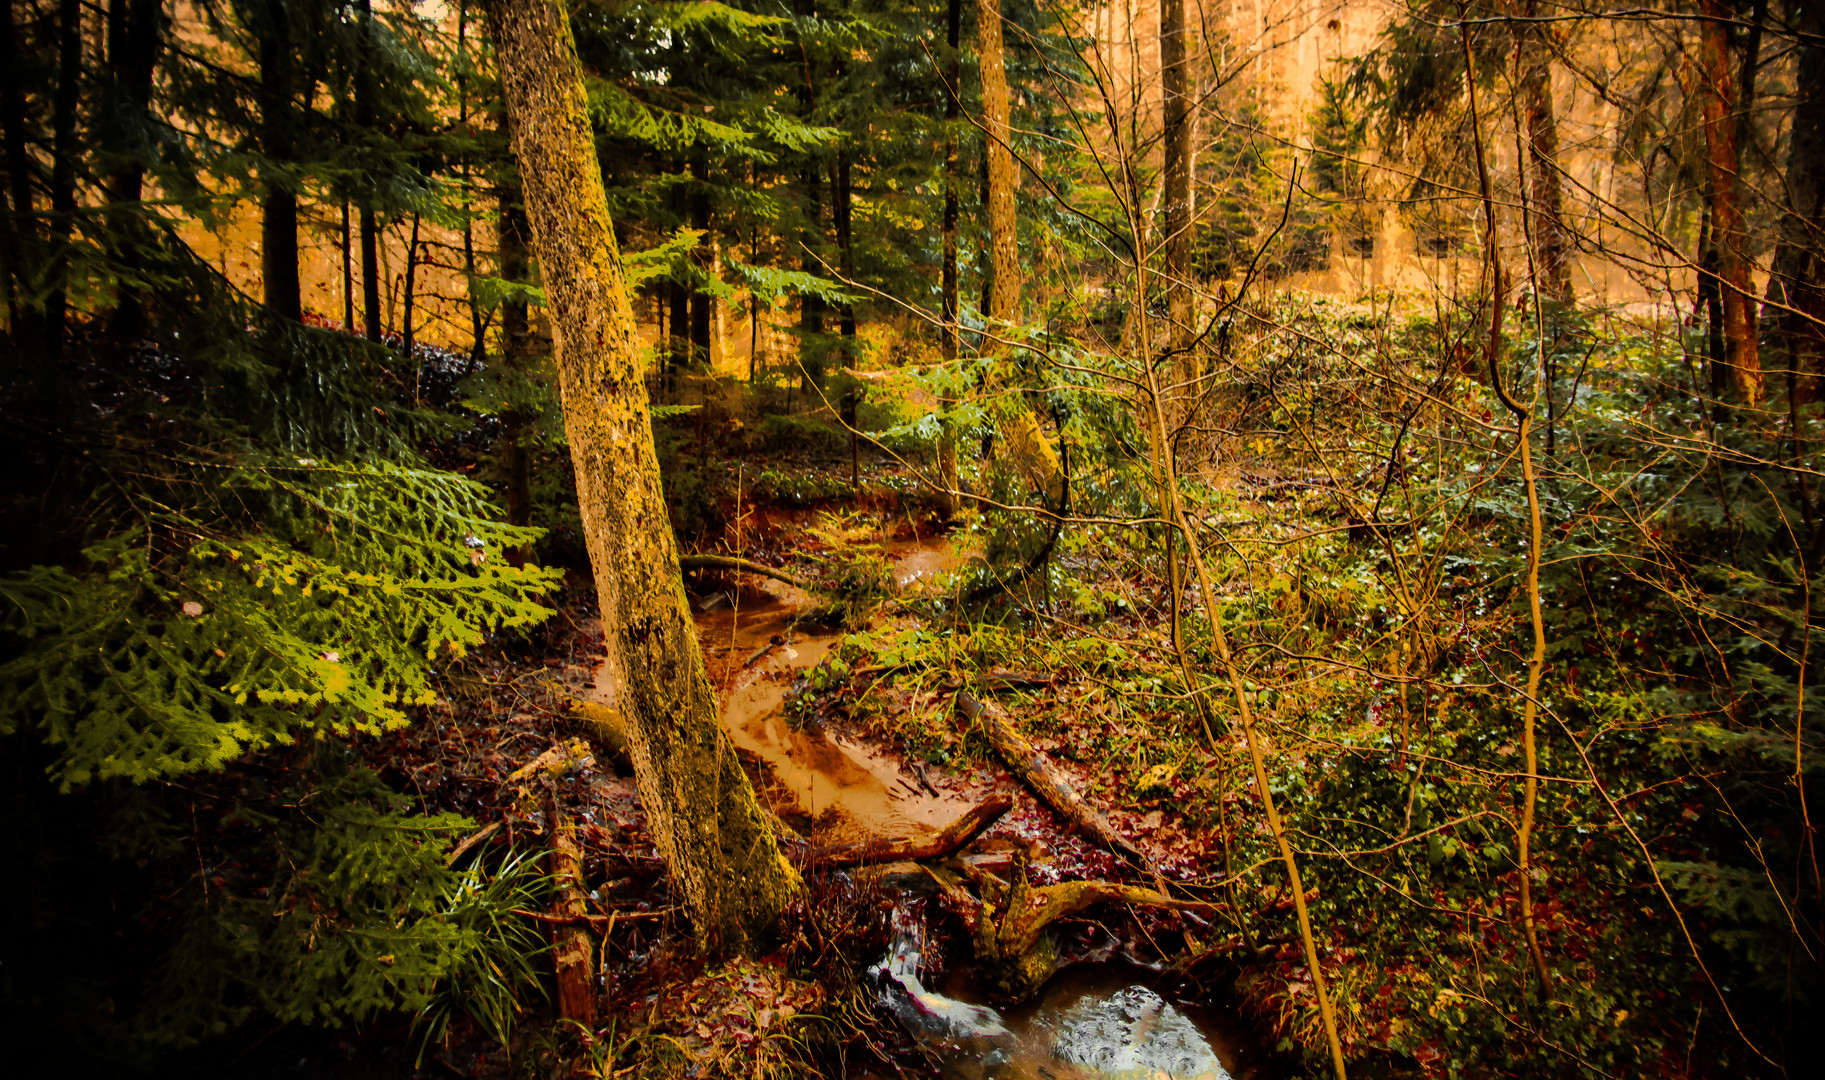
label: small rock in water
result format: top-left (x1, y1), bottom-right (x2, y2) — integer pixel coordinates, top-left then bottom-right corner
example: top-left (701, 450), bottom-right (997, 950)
top-left (1047, 986), bottom-right (1230, 1080)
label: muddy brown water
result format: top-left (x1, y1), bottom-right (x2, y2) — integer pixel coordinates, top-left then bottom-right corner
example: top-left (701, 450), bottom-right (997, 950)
top-left (604, 535), bottom-right (1266, 1079)
top-left (689, 537), bottom-right (981, 844)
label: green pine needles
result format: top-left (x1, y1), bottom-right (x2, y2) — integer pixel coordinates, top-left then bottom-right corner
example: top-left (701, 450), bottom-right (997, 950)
top-left (1, 459), bottom-right (559, 789)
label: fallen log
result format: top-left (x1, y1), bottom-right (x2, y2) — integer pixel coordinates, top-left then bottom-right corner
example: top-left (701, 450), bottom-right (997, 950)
top-left (679, 553), bottom-right (815, 592)
top-left (542, 789), bottom-right (597, 1026)
top-left (955, 689), bottom-right (1148, 868)
top-left (928, 847), bottom-right (1229, 999)
top-left (795, 796), bottom-right (1013, 869)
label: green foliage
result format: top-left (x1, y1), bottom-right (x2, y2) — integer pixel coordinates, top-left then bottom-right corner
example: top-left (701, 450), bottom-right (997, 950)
top-left (0, 461), bottom-right (558, 787)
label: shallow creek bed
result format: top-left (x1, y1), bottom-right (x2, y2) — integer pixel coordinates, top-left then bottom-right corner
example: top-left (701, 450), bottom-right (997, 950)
top-left (652, 536), bottom-right (1281, 1080)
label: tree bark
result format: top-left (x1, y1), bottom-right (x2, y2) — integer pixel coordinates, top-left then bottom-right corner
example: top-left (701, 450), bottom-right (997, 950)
top-left (1765, 7), bottom-right (1825, 400)
top-left (481, 0), bottom-right (799, 948)
top-left (1516, 0), bottom-right (1571, 306)
top-left (1160, 0), bottom-right (1195, 451)
top-left (498, 167), bottom-right (533, 544)
top-left (541, 788), bottom-right (596, 1025)
top-left (258, 0), bottom-right (300, 322)
top-left (357, 0), bottom-right (381, 342)
top-left (690, 151), bottom-right (713, 368)
top-left (978, 0), bottom-right (1018, 324)
top-left (1698, 0), bottom-right (1761, 406)
top-left (46, 0), bottom-right (81, 358)
top-left (0, 0), bottom-right (39, 353)
top-left (104, 0), bottom-right (163, 338)
top-left (937, 0), bottom-right (962, 517)
top-left (976, 0), bottom-right (1060, 497)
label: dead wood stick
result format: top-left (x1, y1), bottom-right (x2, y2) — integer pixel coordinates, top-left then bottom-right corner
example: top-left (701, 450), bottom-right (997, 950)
top-left (796, 796), bottom-right (1014, 868)
top-left (445, 820), bottom-right (502, 867)
top-left (956, 690), bottom-right (1150, 869)
top-left (542, 789), bottom-right (597, 1026)
top-left (679, 554), bottom-right (815, 592)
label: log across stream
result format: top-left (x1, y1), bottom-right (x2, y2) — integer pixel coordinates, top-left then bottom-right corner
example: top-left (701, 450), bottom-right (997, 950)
top-left (673, 537), bottom-right (1275, 1080)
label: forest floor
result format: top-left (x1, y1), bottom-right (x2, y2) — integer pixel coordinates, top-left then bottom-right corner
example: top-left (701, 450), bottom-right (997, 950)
top-left (187, 439), bottom-right (1317, 1080)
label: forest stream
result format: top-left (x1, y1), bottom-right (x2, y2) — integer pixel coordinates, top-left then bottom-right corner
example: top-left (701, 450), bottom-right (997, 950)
top-left (665, 538), bottom-right (1260, 1080)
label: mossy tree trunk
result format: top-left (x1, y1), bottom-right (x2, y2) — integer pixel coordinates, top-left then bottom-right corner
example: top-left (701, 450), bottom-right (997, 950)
top-left (977, 0), bottom-right (1060, 498)
top-left (481, 0), bottom-right (800, 948)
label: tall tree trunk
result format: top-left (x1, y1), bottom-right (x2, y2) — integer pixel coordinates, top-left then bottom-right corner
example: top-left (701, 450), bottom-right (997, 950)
top-left (497, 165), bottom-right (533, 549)
top-left (977, 0), bottom-right (1059, 498)
top-left (936, 0), bottom-right (961, 517)
top-left (978, 0), bottom-right (1018, 325)
top-left (341, 200), bottom-right (355, 330)
top-left (1160, 0), bottom-right (1195, 458)
top-left (357, 0), bottom-right (381, 342)
top-left (258, 0), bottom-right (300, 322)
top-left (0, 1), bottom-right (39, 353)
top-left (835, 145), bottom-right (859, 484)
top-left (798, 161), bottom-right (825, 392)
top-left (690, 151), bottom-right (713, 368)
top-left (1765, 6), bottom-right (1825, 401)
top-left (1699, 0), bottom-right (1761, 406)
top-left (401, 213), bottom-right (420, 366)
top-left (46, 0), bottom-right (81, 359)
top-left (1516, 0), bottom-right (1571, 306)
top-left (481, 0), bottom-right (799, 949)
top-left (104, 0), bottom-right (163, 339)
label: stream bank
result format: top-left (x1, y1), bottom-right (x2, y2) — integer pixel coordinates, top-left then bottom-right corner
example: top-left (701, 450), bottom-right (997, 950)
top-left (661, 533), bottom-right (1277, 1080)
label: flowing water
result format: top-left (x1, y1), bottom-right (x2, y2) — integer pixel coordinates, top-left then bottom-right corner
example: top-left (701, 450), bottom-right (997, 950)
top-left (678, 536), bottom-right (1265, 1078)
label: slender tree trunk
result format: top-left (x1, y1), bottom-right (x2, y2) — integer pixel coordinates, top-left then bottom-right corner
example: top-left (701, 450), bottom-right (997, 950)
top-left (937, 0), bottom-right (962, 517)
top-left (104, 0), bottom-right (163, 338)
top-left (1516, 0), bottom-right (1571, 307)
top-left (976, 0), bottom-right (1059, 498)
top-left (341, 200), bottom-right (355, 331)
top-left (481, 0), bottom-right (799, 949)
top-left (357, 0), bottom-right (381, 342)
top-left (798, 161), bottom-right (825, 391)
top-left (1699, 0), bottom-right (1761, 405)
top-left (497, 164), bottom-right (533, 548)
top-left (978, 0), bottom-right (1018, 324)
top-left (46, 0), bottom-right (81, 358)
top-left (1160, 0), bottom-right (1195, 457)
top-left (457, 0), bottom-right (487, 368)
top-left (1765, 7), bottom-right (1825, 401)
top-left (258, 0), bottom-right (300, 322)
top-left (401, 213), bottom-right (420, 365)
top-left (1, 1), bottom-right (39, 351)
top-left (690, 151), bottom-right (713, 368)
top-left (835, 145), bottom-right (859, 484)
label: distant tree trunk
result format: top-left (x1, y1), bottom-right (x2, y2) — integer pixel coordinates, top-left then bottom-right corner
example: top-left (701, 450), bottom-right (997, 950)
top-left (401, 213), bottom-right (421, 365)
top-left (1765, 6), bottom-right (1825, 401)
top-left (258, 0), bottom-right (300, 322)
top-left (937, 0), bottom-right (962, 517)
top-left (1160, 0), bottom-right (1195, 456)
top-left (104, 0), bottom-right (164, 339)
top-left (0, 1), bottom-right (38, 350)
top-left (481, 0), bottom-right (800, 949)
top-left (497, 169), bottom-right (533, 544)
top-left (357, 0), bottom-right (381, 342)
top-left (1516, 0), bottom-right (1571, 307)
top-left (690, 152), bottom-right (713, 369)
top-left (46, 0), bottom-right (81, 358)
top-left (835, 145), bottom-right (860, 483)
top-left (341, 200), bottom-right (355, 330)
top-left (1699, 0), bottom-right (1761, 405)
top-left (798, 160), bottom-right (825, 392)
